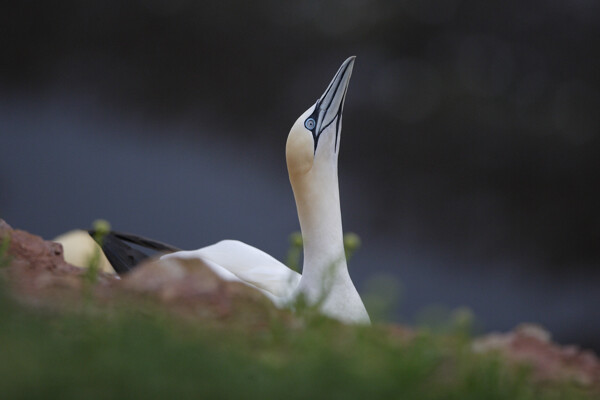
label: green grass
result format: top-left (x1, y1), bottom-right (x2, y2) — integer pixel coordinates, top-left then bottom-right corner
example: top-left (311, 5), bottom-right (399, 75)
top-left (0, 292), bottom-right (593, 400)
top-left (0, 226), bottom-right (593, 399)
top-left (0, 235), bottom-right (11, 269)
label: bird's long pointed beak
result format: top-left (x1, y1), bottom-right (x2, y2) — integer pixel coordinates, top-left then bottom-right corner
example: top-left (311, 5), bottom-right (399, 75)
top-left (314, 56), bottom-right (355, 137)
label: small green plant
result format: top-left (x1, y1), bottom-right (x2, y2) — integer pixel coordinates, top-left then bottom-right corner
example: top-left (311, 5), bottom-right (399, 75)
top-left (285, 231), bottom-right (303, 271)
top-left (417, 305), bottom-right (477, 339)
top-left (83, 219), bottom-right (111, 285)
top-left (0, 235), bottom-right (11, 297)
top-left (285, 231), bottom-right (362, 271)
top-left (0, 235), bottom-right (10, 269)
top-left (362, 274), bottom-right (402, 323)
top-left (287, 232), bottom-right (365, 320)
top-left (343, 232), bottom-right (361, 261)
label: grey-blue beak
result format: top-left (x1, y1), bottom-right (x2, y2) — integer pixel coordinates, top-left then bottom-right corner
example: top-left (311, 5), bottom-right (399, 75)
top-left (312, 56), bottom-right (355, 152)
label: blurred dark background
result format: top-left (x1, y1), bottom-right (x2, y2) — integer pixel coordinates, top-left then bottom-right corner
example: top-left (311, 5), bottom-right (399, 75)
top-left (1, 1), bottom-right (599, 349)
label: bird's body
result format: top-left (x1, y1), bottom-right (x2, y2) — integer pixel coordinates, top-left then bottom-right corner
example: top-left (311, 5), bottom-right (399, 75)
top-left (56, 57), bottom-right (370, 324)
top-left (162, 240), bottom-right (301, 306)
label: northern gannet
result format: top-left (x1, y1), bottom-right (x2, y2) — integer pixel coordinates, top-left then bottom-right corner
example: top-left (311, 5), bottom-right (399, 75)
top-left (55, 57), bottom-right (370, 324)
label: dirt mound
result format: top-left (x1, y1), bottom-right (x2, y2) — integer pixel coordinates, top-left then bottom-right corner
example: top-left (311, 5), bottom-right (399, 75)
top-left (1, 218), bottom-right (599, 389)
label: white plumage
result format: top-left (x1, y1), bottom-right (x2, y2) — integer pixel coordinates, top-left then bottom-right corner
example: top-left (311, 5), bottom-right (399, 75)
top-left (56, 57), bottom-right (370, 324)
top-left (162, 240), bottom-right (301, 306)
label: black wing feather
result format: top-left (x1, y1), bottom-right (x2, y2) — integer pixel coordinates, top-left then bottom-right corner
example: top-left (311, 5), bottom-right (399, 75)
top-left (88, 231), bottom-right (182, 274)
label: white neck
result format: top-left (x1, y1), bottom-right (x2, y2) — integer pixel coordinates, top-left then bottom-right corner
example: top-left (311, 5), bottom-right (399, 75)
top-left (289, 158), bottom-right (370, 324)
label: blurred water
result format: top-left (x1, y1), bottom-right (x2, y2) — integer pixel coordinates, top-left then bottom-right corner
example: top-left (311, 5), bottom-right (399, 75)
top-left (2, 91), bottom-right (599, 350)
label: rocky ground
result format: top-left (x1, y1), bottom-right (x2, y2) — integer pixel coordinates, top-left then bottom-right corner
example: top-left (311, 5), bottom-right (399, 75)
top-left (1, 218), bottom-right (598, 392)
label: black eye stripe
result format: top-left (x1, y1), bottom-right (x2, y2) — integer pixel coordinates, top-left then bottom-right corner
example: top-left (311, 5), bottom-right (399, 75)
top-left (304, 107), bottom-right (321, 153)
top-left (312, 91), bottom-right (345, 154)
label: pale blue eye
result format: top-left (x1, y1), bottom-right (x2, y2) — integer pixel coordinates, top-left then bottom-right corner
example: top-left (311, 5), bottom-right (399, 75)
top-left (305, 118), bottom-right (316, 130)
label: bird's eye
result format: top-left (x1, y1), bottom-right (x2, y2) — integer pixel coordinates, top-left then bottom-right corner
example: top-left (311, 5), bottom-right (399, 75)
top-left (304, 118), bottom-right (316, 130)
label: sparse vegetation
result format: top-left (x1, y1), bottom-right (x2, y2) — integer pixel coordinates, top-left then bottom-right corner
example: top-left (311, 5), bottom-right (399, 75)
top-left (84, 219), bottom-right (111, 285)
top-left (0, 291), bottom-right (593, 400)
top-left (285, 231), bottom-right (363, 271)
top-left (285, 231), bottom-right (303, 271)
top-left (0, 235), bottom-right (11, 269)
top-left (0, 224), bottom-right (596, 399)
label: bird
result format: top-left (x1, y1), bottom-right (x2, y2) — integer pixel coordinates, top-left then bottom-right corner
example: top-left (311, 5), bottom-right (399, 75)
top-left (53, 229), bottom-right (114, 274)
top-left (55, 57), bottom-right (370, 324)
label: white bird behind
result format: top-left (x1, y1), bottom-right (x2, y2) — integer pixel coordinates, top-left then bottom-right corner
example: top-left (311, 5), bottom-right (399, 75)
top-left (54, 229), bottom-right (114, 273)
